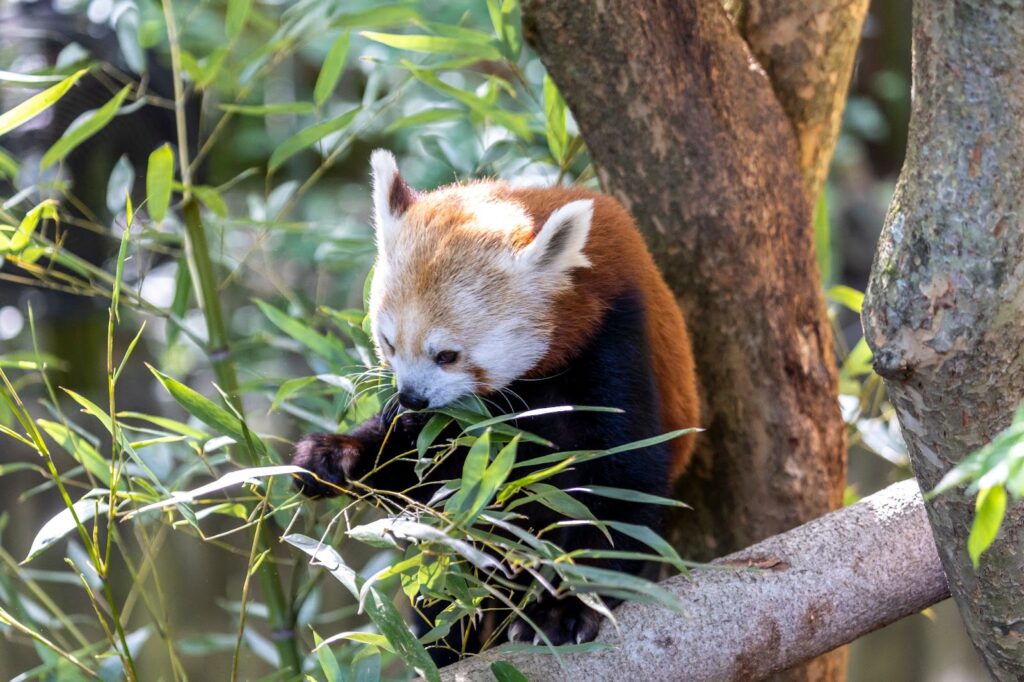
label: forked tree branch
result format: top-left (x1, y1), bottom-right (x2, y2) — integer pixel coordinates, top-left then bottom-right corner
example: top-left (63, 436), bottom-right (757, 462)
top-left (441, 480), bottom-right (948, 681)
top-left (730, 0), bottom-right (870, 199)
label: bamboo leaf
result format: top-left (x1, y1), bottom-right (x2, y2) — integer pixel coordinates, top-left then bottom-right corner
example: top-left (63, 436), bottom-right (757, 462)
top-left (219, 102), bottom-right (315, 115)
top-left (226, 0), bottom-right (253, 39)
top-left (40, 85), bottom-right (131, 170)
top-left (543, 75), bottom-right (567, 163)
top-left (491, 661), bottom-right (529, 682)
top-left (146, 144), bottom-right (175, 223)
top-left (147, 366), bottom-right (266, 456)
top-left (827, 285), bottom-right (865, 314)
top-left (255, 299), bottom-right (352, 366)
top-left (24, 496), bottom-right (108, 563)
top-left (268, 107), bottom-right (360, 171)
top-left (314, 32), bottom-right (351, 107)
top-left (285, 533), bottom-right (441, 682)
top-left (133, 465), bottom-right (305, 515)
top-left (968, 485), bottom-right (1007, 568)
top-left (0, 68), bottom-right (87, 137)
top-left (361, 31), bottom-right (502, 61)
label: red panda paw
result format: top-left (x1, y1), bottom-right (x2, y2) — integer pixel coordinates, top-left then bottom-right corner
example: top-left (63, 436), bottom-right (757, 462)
top-left (290, 433), bottom-right (361, 498)
top-left (507, 595), bottom-right (604, 646)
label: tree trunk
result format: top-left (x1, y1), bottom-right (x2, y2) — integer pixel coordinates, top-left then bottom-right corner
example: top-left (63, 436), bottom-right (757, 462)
top-left (728, 0), bottom-right (870, 200)
top-left (441, 480), bottom-right (948, 682)
top-left (521, 2), bottom-right (861, 677)
top-left (862, 1), bottom-right (1024, 679)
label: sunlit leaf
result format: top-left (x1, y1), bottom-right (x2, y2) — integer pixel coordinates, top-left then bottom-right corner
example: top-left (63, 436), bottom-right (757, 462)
top-left (361, 31), bottom-right (502, 61)
top-left (37, 419), bottom-right (110, 485)
top-left (544, 75), bottom-right (567, 164)
top-left (40, 85), bottom-right (131, 170)
top-left (24, 496), bottom-right (108, 563)
top-left (968, 485), bottom-right (1006, 568)
top-left (2, 200), bottom-right (57, 253)
top-left (0, 146), bottom-right (19, 179)
top-left (146, 144), bottom-right (175, 223)
top-left (0, 68), bottom-right (87, 138)
top-left (133, 465), bottom-right (305, 515)
top-left (827, 285), bottom-right (865, 314)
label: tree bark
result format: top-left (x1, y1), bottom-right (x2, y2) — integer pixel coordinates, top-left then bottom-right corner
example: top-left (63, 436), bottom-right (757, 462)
top-left (729, 0), bottom-right (870, 200)
top-left (441, 480), bottom-right (948, 682)
top-left (862, 1), bottom-right (1024, 679)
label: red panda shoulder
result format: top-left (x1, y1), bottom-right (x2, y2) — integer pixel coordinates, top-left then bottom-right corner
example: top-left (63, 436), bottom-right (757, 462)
top-left (510, 186), bottom-right (700, 481)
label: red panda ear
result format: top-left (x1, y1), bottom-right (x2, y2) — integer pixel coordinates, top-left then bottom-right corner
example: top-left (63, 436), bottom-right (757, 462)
top-left (370, 149), bottom-right (416, 246)
top-left (519, 199), bottom-right (593, 272)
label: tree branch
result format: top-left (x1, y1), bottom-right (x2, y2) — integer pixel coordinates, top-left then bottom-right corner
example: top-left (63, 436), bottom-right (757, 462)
top-left (731, 0), bottom-right (870, 199)
top-left (441, 480), bottom-right (948, 681)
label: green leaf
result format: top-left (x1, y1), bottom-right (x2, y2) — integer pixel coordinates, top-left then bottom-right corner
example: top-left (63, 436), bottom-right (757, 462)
top-left (255, 299), bottom-right (352, 366)
top-left (226, 0), bottom-right (253, 39)
top-left (270, 376), bottom-right (318, 412)
top-left (569, 485), bottom-right (689, 508)
top-left (472, 436), bottom-right (517, 519)
top-left (968, 485), bottom-right (1007, 568)
top-left (313, 630), bottom-right (345, 682)
top-left (268, 106), bottom-right (360, 171)
top-left (24, 496), bottom-right (108, 563)
top-left (814, 190), bottom-right (832, 284)
top-left (40, 85), bottom-right (131, 170)
top-left (0, 146), bottom-right (18, 179)
top-left (404, 63), bottom-right (532, 141)
top-left (146, 144), bottom-right (175, 223)
top-left (416, 414), bottom-right (452, 458)
top-left (37, 419), bottom-right (111, 485)
top-left (827, 285), bottom-right (864, 314)
top-left (449, 429), bottom-right (491, 515)
top-left (192, 185), bottom-right (228, 218)
top-left (284, 534), bottom-right (441, 682)
top-left (147, 366), bottom-right (266, 456)
top-left (543, 75), bottom-right (567, 164)
top-left (218, 102), bottom-right (315, 115)
top-left (361, 31), bottom-right (502, 61)
top-left (384, 108), bottom-right (462, 134)
top-left (2, 200), bottom-right (57, 253)
top-left (332, 5), bottom-right (421, 29)
top-left (491, 661), bottom-right (529, 682)
top-left (0, 68), bottom-right (87, 137)
top-left (314, 32), bottom-right (351, 107)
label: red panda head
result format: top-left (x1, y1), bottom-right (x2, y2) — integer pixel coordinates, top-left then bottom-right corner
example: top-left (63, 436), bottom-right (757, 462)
top-left (366, 149), bottom-right (593, 409)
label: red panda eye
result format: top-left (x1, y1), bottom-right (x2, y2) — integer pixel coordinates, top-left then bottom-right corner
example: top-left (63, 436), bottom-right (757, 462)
top-left (434, 350), bottom-right (459, 366)
top-left (380, 335), bottom-right (394, 354)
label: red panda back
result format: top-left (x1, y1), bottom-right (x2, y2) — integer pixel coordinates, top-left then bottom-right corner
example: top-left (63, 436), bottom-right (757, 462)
top-left (508, 186), bottom-right (700, 480)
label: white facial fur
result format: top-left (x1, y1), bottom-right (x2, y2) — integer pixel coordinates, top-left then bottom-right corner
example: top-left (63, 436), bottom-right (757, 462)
top-left (366, 149), bottom-right (592, 409)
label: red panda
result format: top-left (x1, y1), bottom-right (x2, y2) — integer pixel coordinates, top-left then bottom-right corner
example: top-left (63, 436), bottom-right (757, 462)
top-left (292, 150), bottom-right (700, 658)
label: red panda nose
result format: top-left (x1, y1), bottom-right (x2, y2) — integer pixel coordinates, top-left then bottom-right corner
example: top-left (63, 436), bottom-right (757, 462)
top-left (398, 391), bottom-right (429, 411)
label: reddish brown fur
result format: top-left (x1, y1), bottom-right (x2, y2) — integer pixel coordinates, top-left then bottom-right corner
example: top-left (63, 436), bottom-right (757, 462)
top-left (506, 186), bottom-right (700, 480)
